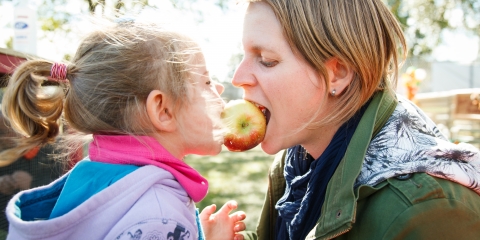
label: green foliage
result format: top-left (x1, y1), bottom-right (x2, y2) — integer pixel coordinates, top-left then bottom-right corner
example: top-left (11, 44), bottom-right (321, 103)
top-left (384, 0), bottom-right (480, 58)
top-left (214, 0), bottom-right (229, 12)
top-left (63, 53), bottom-right (71, 61)
top-left (5, 37), bottom-right (12, 49)
top-left (87, 0), bottom-right (151, 17)
top-left (40, 17), bottom-right (67, 32)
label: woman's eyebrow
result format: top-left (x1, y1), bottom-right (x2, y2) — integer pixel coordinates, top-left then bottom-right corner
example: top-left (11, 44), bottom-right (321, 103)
top-left (247, 45), bottom-right (276, 54)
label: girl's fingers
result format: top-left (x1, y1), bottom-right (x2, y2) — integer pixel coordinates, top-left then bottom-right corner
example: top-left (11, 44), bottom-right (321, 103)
top-left (199, 204), bottom-right (216, 221)
top-left (234, 233), bottom-right (245, 240)
top-left (231, 211), bottom-right (246, 222)
top-left (217, 200), bottom-right (238, 216)
top-left (234, 221), bottom-right (246, 232)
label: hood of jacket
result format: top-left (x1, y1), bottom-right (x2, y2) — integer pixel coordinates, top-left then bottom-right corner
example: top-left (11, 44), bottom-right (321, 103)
top-left (356, 94), bottom-right (480, 193)
top-left (89, 135), bottom-right (208, 202)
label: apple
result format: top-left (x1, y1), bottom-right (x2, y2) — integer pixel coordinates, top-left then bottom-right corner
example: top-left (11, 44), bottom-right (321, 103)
top-left (221, 99), bottom-right (266, 152)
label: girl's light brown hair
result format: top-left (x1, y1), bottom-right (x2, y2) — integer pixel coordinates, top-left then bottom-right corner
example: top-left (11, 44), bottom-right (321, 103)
top-left (0, 21), bottom-right (200, 165)
top-left (247, 0), bottom-right (407, 127)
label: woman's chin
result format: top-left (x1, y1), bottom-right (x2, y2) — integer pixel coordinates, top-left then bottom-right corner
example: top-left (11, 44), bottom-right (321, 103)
top-left (260, 140), bottom-right (282, 155)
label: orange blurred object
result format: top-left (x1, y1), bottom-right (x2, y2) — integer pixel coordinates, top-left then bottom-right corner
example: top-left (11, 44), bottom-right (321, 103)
top-left (23, 146), bottom-right (40, 160)
top-left (402, 66), bottom-right (426, 102)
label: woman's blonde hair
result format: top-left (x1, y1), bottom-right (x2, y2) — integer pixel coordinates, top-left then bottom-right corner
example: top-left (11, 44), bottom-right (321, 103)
top-left (248, 0), bottom-right (407, 127)
top-left (0, 21), bottom-right (200, 165)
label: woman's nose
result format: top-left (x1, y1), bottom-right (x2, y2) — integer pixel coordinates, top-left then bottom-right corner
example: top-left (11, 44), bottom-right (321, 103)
top-left (231, 59), bottom-right (255, 88)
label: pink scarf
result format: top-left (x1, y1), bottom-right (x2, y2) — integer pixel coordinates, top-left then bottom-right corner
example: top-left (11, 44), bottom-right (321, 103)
top-left (88, 135), bottom-right (208, 202)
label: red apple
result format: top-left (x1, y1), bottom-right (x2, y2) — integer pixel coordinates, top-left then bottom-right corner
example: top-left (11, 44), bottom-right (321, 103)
top-left (221, 99), bottom-right (266, 152)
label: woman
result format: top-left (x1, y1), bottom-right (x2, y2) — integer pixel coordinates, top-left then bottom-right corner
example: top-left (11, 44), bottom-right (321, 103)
top-left (233, 0), bottom-right (480, 239)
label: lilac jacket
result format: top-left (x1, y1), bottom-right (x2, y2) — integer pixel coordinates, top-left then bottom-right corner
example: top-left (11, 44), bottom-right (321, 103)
top-left (6, 165), bottom-right (198, 240)
top-left (6, 135), bottom-right (205, 240)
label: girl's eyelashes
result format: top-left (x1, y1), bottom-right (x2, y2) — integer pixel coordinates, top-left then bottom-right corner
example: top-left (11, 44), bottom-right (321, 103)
top-left (204, 71), bottom-right (211, 85)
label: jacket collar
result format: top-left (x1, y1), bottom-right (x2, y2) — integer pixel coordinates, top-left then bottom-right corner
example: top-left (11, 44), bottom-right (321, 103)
top-left (307, 90), bottom-right (397, 239)
top-left (89, 135), bottom-right (209, 202)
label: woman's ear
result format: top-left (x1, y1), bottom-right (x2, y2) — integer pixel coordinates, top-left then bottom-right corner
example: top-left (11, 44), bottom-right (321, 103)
top-left (146, 90), bottom-right (176, 132)
top-left (325, 58), bottom-right (354, 96)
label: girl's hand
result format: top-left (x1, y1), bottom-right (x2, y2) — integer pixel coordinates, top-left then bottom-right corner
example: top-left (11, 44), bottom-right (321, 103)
top-left (200, 200), bottom-right (246, 240)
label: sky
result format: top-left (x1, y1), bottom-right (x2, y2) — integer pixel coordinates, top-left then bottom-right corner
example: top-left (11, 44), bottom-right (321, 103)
top-left (0, 0), bottom-right (478, 81)
top-left (433, 29), bottom-right (479, 64)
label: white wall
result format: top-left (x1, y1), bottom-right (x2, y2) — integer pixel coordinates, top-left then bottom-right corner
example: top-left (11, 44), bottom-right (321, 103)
top-left (430, 62), bottom-right (480, 92)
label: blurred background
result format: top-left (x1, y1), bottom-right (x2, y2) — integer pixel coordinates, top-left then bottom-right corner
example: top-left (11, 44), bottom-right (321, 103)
top-left (0, 0), bottom-right (479, 237)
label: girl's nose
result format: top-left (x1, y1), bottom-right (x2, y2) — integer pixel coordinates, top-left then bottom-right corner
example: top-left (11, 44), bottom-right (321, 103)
top-left (213, 82), bottom-right (226, 107)
top-left (214, 82), bottom-right (225, 95)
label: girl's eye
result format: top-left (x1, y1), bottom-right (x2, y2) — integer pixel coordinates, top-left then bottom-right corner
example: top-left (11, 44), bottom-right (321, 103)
top-left (260, 60), bottom-right (278, 68)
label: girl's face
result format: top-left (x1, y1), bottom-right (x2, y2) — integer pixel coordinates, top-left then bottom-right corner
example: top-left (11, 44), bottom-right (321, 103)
top-left (177, 54), bottom-right (226, 156)
top-left (232, 2), bottom-right (329, 156)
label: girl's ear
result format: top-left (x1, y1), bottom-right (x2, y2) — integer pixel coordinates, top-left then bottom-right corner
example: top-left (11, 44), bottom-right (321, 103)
top-left (146, 90), bottom-right (176, 132)
top-left (325, 58), bottom-right (354, 96)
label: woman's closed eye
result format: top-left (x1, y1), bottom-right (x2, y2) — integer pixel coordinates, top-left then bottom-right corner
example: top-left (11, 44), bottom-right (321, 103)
top-left (260, 55), bottom-right (278, 68)
top-left (260, 59), bottom-right (278, 68)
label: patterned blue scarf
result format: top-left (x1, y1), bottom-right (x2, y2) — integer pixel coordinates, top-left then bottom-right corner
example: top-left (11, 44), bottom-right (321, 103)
top-left (275, 103), bottom-right (368, 240)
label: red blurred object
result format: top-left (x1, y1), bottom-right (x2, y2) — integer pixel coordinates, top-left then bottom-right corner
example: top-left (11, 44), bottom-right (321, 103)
top-left (0, 49), bottom-right (26, 75)
top-left (23, 146), bottom-right (40, 160)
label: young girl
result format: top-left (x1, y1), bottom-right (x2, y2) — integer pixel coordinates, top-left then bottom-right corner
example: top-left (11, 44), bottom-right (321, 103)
top-left (1, 20), bottom-right (245, 240)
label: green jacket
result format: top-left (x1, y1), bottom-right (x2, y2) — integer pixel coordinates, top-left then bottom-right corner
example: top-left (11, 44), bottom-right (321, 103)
top-left (246, 90), bottom-right (480, 240)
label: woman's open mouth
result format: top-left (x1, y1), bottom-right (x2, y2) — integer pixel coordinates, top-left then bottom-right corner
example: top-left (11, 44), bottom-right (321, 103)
top-left (251, 102), bottom-right (271, 125)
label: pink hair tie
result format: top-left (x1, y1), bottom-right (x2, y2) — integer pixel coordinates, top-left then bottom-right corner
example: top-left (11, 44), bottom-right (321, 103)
top-left (49, 63), bottom-right (68, 83)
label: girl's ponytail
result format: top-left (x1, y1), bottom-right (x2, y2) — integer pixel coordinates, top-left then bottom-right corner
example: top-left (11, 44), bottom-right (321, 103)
top-left (0, 60), bottom-right (68, 165)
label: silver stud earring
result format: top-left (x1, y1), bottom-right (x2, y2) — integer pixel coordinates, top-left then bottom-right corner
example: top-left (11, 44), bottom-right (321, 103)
top-left (331, 89), bottom-right (336, 96)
